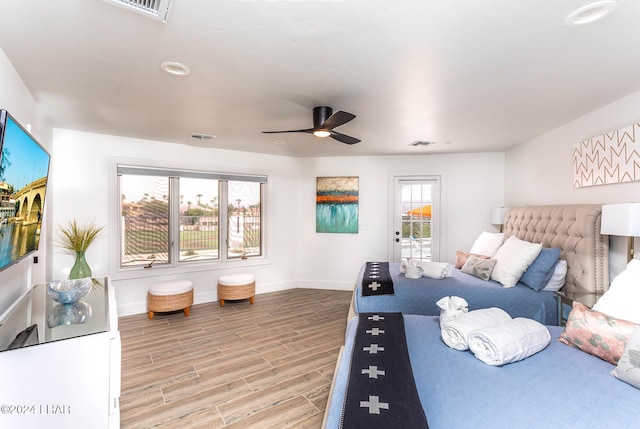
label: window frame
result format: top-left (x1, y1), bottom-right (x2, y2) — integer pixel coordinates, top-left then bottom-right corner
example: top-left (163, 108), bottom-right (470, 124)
top-left (109, 160), bottom-right (269, 280)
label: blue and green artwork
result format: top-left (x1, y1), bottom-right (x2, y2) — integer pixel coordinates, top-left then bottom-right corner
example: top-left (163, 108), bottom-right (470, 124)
top-left (316, 176), bottom-right (359, 234)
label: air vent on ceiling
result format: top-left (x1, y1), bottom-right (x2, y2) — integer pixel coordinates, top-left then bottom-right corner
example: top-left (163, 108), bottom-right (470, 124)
top-left (409, 140), bottom-right (436, 147)
top-left (191, 133), bottom-right (214, 140)
top-left (103, 0), bottom-right (172, 23)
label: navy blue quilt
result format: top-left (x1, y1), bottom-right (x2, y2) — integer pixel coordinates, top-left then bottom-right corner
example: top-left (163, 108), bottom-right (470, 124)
top-left (341, 312), bottom-right (428, 428)
top-left (361, 262), bottom-right (394, 296)
top-left (355, 263), bottom-right (558, 325)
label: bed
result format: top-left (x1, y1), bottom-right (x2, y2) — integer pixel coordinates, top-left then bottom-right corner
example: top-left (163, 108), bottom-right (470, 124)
top-left (349, 204), bottom-right (609, 325)
top-left (323, 311), bottom-right (640, 428)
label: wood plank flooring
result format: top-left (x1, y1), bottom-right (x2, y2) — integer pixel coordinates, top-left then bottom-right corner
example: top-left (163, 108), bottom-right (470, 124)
top-left (118, 288), bottom-right (353, 428)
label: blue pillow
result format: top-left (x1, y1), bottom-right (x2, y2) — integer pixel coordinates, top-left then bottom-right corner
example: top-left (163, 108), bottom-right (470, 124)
top-left (519, 247), bottom-right (561, 292)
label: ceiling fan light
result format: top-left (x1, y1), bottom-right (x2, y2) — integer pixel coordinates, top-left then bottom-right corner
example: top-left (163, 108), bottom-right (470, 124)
top-left (313, 130), bottom-right (331, 138)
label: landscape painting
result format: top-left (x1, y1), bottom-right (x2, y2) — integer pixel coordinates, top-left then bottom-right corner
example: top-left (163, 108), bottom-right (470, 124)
top-left (316, 176), bottom-right (359, 234)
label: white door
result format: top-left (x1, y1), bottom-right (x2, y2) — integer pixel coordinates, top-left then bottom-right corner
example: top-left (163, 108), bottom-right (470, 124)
top-left (392, 176), bottom-right (440, 262)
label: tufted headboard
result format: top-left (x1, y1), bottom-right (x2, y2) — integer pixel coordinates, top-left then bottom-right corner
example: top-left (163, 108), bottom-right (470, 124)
top-left (503, 205), bottom-right (609, 294)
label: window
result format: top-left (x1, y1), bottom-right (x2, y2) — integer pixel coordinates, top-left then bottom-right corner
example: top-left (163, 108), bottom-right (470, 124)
top-left (118, 165), bottom-right (266, 269)
top-left (178, 177), bottom-right (219, 262)
top-left (120, 174), bottom-right (171, 266)
top-left (227, 180), bottom-right (262, 259)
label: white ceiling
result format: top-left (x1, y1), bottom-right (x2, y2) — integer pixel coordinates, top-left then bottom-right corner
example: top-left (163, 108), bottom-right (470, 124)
top-left (1, 0), bottom-right (640, 157)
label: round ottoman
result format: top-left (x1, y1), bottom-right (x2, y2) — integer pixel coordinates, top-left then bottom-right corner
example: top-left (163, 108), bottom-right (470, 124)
top-left (147, 279), bottom-right (194, 319)
top-left (218, 273), bottom-right (255, 307)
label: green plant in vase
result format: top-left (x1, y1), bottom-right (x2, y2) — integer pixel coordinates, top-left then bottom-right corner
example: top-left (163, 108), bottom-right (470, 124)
top-left (57, 219), bottom-right (105, 279)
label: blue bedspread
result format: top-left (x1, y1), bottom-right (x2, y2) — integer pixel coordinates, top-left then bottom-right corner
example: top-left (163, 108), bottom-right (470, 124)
top-left (325, 315), bottom-right (640, 428)
top-left (354, 263), bottom-right (558, 325)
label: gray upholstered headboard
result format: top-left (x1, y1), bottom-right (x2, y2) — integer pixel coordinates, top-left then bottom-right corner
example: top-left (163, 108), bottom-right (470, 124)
top-left (503, 205), bottom-right (609, 294)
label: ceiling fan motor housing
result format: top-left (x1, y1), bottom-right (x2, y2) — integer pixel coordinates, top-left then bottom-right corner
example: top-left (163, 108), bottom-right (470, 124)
top-left (313, 106), bottom-right (333, 129)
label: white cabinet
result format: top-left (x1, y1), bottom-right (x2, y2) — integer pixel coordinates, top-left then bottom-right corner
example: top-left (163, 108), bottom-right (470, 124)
top-left (0, 277), bottom-right (120, 429)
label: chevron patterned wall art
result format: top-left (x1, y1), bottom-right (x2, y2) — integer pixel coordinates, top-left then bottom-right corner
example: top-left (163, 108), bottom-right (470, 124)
top-left (572, 122), bottom-right (640, 188)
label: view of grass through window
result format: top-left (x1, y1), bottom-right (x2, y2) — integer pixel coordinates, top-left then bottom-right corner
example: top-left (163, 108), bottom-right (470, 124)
top-left (179, 177), bottom-right (219, 262)
top-left (119, 170), bottom-right (263, 268)
top-left (120, 174), bottom-right (170, 266)
top-left (227, 180), bottom-right (262, 259)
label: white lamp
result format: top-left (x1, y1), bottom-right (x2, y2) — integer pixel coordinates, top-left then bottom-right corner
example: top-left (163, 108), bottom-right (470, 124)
top-left (601, 203), bottom-right (640, 262)
top-left (491, 207), bottom-right (510, 232)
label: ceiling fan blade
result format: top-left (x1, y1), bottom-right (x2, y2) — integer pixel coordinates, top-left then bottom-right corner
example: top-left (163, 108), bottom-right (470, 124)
top-left (322, 111), bottom-right (356, 129)
top-left (330, 131), bottom-right (361, 145)
top-left (262, 128), bottom-right (313, 134)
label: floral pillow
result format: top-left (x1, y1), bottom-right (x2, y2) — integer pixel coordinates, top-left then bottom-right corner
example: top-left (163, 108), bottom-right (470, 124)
top-left (455, 250), bottom-right (489, 269)
top-left (558, 301), bottom-right (637, 365)
top-left (612, 327), bottom-right (640, 389)
top-left (461, 255), bottom-right (497, 281)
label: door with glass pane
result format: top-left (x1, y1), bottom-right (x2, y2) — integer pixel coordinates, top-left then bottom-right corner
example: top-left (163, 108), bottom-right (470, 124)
top-left (392, 177), bottom-right (440, 262)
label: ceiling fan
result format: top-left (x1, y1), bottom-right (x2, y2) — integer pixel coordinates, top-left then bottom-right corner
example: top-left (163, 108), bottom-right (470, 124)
top-left (262, 106), bottom-right (361, 145)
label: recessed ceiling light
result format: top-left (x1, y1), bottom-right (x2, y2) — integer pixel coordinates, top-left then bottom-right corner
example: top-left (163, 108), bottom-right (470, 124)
top-left (160, 61), bottom-right (191, 76)
top-left (564, 1), bottom-right (618, 27)
top-left (273, 140), bottom-right (286, 145)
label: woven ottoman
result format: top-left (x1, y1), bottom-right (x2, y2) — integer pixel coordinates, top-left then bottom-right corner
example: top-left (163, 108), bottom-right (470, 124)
top-left (147, 280), bottom-right (194, 319)
top-left (218, 273), bottom-right (255, 307)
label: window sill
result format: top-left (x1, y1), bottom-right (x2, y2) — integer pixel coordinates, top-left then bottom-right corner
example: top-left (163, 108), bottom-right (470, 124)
top-left (110, 257), bottom-right (272, 282)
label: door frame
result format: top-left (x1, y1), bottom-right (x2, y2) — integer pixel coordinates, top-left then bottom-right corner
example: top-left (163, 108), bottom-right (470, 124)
top-left (388, 172), bottom-right (446, 263)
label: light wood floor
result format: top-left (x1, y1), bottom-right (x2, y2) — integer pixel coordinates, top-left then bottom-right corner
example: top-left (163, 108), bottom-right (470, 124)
top-left (118, 288), bottom-right (353, 428)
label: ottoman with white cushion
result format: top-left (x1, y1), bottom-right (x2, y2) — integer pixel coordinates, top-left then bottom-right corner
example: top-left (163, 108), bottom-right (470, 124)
top-left (218, 273), bottom-right (255, 307)
top-left (147, 279), bottom-right (194, 319)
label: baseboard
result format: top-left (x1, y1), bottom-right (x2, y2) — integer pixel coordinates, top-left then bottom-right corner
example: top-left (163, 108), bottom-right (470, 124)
top-left (116, 279), bottom-right (300, 317)
top-left (117, 301), bottom-right (149, 317)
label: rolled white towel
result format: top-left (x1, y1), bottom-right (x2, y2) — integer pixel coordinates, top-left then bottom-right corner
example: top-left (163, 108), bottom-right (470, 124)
top-left (441, 307), bottom-right (511, 350)
top-left (436, 296), bottom-right (469, 324)
top-left (468, 318), bottom-right (551, 366)
top-left (417, 261), bottom-right (453, 279)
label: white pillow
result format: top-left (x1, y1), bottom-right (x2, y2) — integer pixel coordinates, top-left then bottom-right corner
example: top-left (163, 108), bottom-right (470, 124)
top-left (592, 259), bottom-right (640, 324)
top-left (469, 231), bottom-right (504, 257)
top-left (541, 260), bottom-right (567, 291)
top-left (490, 236), bottom-right (542, 288)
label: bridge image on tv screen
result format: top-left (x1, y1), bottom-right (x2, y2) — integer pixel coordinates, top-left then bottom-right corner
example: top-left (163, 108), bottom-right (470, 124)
top-left (0, 110), bottom-right (50, 271)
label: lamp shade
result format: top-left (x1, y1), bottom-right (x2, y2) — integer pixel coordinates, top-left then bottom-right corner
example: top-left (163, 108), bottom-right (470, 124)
top-left (601, 203), bottom-right (640, 236)
top-left (491, 207), bottom-right (510, 225)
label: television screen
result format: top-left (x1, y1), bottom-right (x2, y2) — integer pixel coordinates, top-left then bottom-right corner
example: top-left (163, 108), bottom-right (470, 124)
top-left (0, 110), bottom-right (50, 271)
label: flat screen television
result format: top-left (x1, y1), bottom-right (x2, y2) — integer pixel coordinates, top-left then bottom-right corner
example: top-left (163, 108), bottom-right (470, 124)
top-left (0, 110), bottom-right (51, 272)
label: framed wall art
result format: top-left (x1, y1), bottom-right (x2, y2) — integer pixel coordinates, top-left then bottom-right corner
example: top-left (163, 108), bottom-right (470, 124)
top-left (572, 122), bottom-right (640, 188)
top-left (316, 176), bottom-right (359, 233)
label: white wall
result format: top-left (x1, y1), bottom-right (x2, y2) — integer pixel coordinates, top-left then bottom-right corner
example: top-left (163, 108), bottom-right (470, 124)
top-left (0, 48), bottom-right (51, 315)
top-left (50, 129), bottom-right (505, 315)
top-left (295, 153), bottom-right (506, 289)
top-left (505, 89), bottom-right (640, 206)
top-left (505, 89), bottom-right (640, 276)
top-left (51, 129), bottom-right (305, 316)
